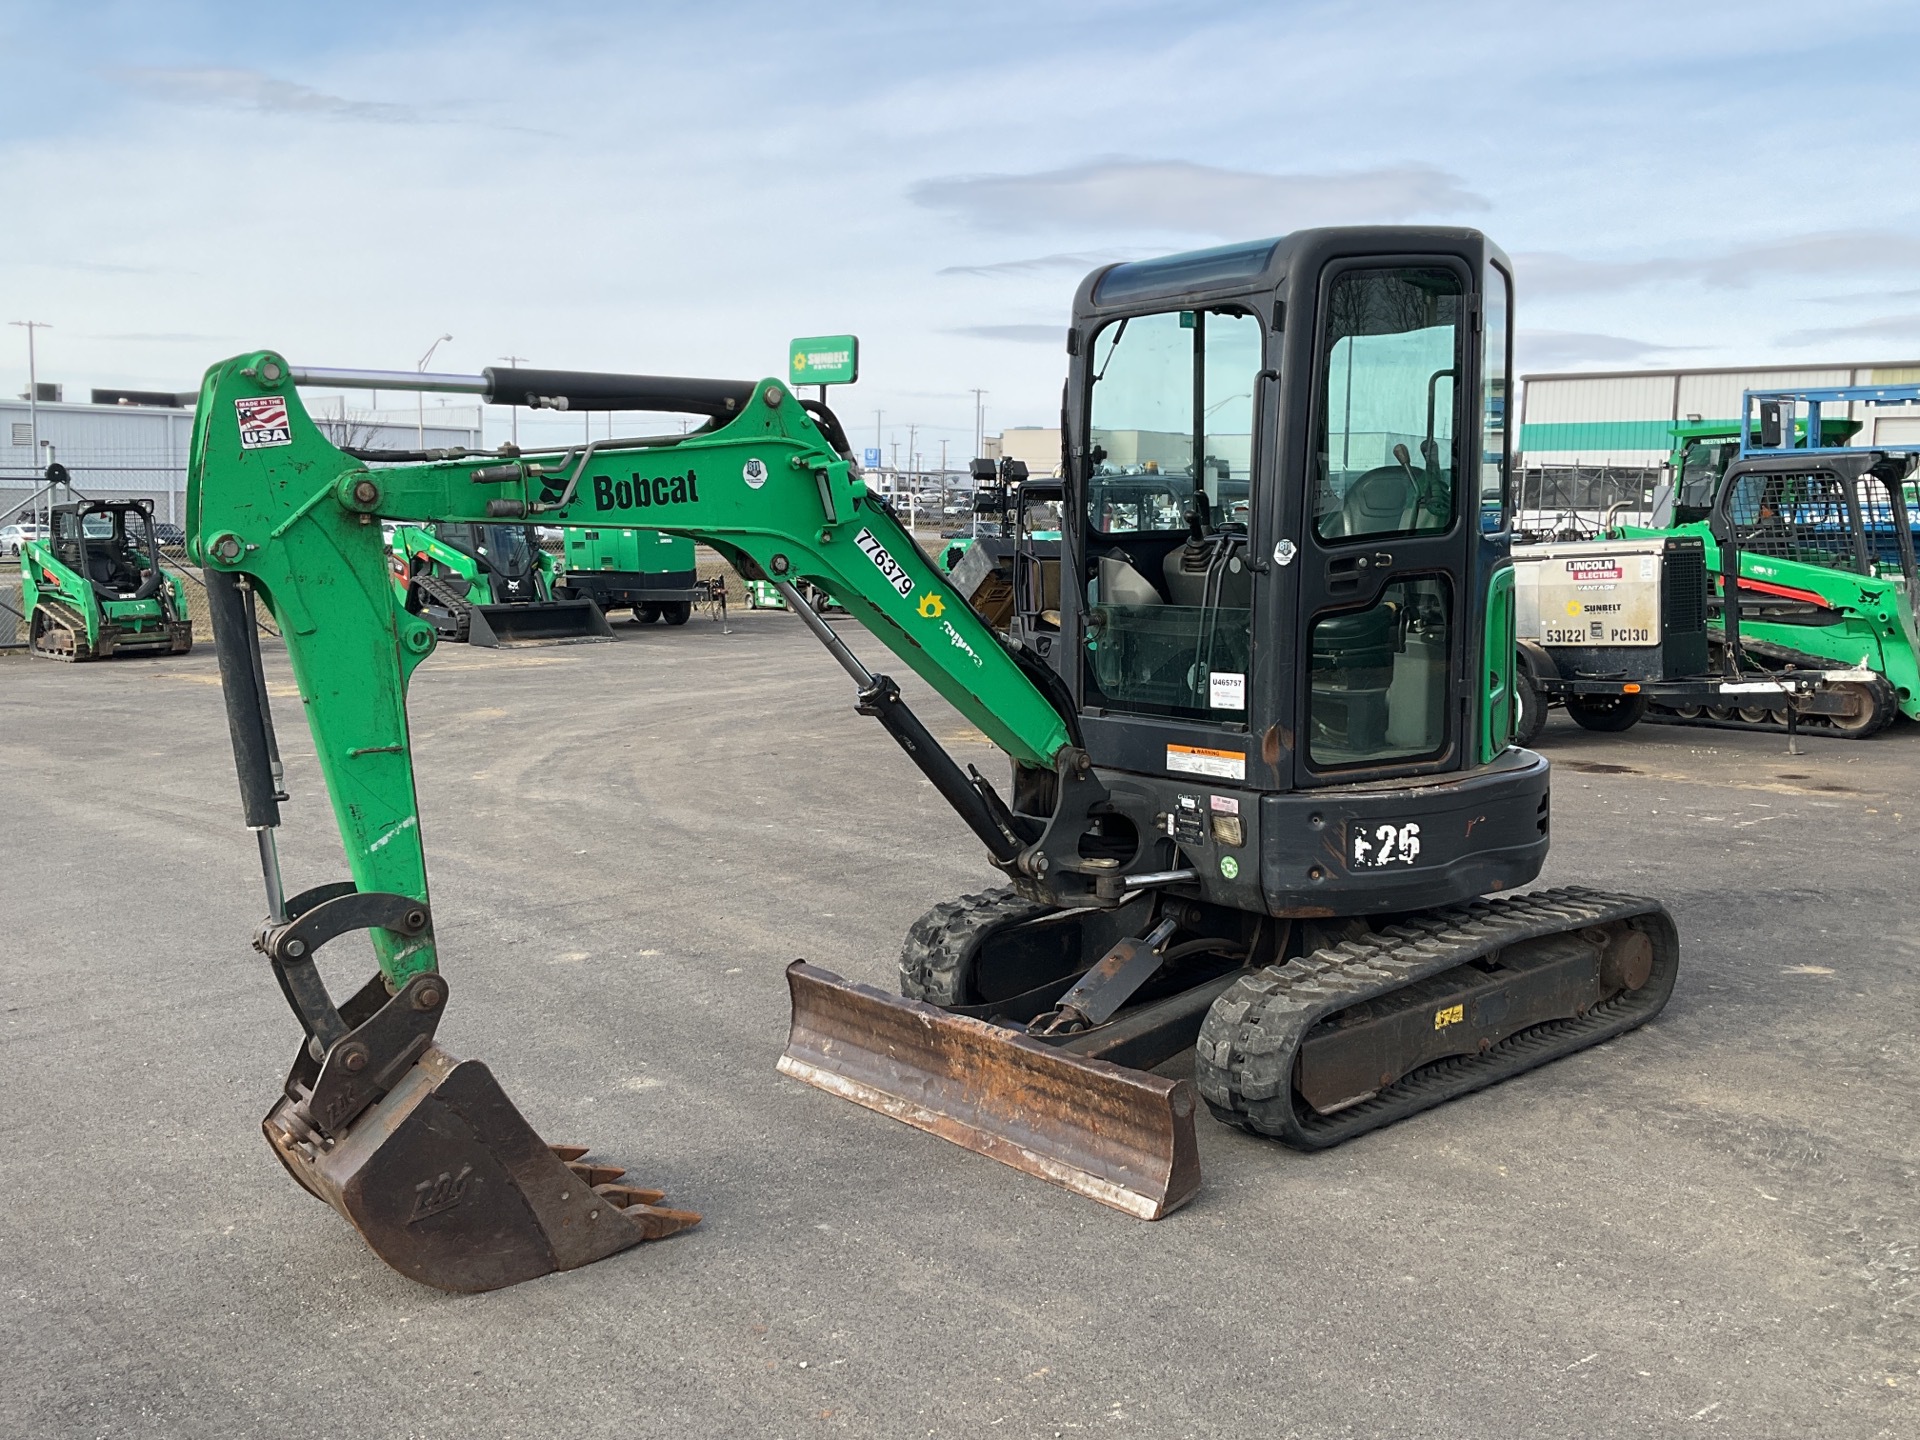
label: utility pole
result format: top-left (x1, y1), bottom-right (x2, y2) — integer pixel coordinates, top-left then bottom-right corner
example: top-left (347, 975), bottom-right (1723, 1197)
top-left (971, 388), bottom-right (987, 459)
top-left (417, 334), bottom-right (452, 445)
top-left (907, 424), bottom-right (917, 488)
top-left (499, 354), bottom-right (526, 445)
top-left (873, 410), bottom-right (883, 471)
top-left (10, 320), bottom-right (49, 525)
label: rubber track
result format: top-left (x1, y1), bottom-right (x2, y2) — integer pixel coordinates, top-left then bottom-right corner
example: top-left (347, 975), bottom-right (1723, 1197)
top-left (28, 598), bottom-right (93, 661)
top-left (411, 571), bottom-right (473, 643)
top-left (1644, 674), bottom-right (1898, 740)
top-left (1195, 886), bottom-right (1678, 1150)
top-left (898, 887), bottom-right (1055, 1005)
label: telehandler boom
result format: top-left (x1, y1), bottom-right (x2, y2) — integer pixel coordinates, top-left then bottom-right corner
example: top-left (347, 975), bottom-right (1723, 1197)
top-left (189, 227), bottom-right (1678, 1293)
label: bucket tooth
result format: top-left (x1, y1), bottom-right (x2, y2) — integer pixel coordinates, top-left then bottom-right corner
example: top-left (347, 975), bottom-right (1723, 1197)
top-left (548, 1144), bottom-right (591, 1162)
top-left (620, 1204), bottom-right (703, 1240)
top-left (777, 960), bottom-right (1201, 1220)
top-left (565, 1162), bottom-right (629, 1186)
top-left (594, 1182), bottom-right (668, 1207)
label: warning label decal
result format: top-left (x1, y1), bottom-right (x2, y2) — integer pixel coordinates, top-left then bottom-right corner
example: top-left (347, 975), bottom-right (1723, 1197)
top-left (1167, 744), bottom-right (1245, 781)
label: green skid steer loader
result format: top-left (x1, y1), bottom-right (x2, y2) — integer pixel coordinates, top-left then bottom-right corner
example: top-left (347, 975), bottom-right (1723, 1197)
top-left (20, 494), bottom-right (193, 661)
top-left (188, 227), bottom-right (1680, 1294)
top-left (1608, 392), bottom-right (1920, 736)
top-left (389, 521), bottom-right (613, 646)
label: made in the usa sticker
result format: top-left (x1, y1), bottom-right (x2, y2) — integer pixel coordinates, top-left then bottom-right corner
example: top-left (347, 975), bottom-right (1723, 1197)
top-left (235, 395), bottom-right (292, 450)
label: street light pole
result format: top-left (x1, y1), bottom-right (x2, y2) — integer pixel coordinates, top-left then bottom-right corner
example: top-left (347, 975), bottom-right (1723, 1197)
top-left (10, 320), bottom-right (50, 525)
top-left (971, 388), bottom-right (987, 459)
top-left (417, 333), bottom-right (452, 445)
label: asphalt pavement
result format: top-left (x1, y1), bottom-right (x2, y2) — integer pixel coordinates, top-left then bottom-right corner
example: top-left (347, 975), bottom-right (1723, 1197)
top-left (2, 612), bottom-right (1915, 1439)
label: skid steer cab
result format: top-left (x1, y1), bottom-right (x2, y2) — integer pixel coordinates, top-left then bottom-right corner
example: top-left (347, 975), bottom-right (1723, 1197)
top-left (388, 521), bottom-right (612, 646)
top-left (187, 225), bottom-right (1675, 1293)
top-left (21, 496), bottom-right (192, 661)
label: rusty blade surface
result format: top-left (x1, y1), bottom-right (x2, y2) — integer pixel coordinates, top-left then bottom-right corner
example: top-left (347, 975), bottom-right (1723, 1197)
top-left (777, 961), bottom-right (1200, 1220)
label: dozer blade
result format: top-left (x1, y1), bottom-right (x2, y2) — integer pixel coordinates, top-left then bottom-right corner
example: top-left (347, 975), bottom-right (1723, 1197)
top-left (467, 599), bottom-right (615, 647)
top-left (778, 961), bottom-right (1200, 1220)
top-left (264, 1039), bottom-right (697, 1293)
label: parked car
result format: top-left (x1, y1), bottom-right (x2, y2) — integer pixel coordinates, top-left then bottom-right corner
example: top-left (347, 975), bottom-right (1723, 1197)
top-left (153, 522), bottom-right (186, 547)
top-left (1, 522), bottom-right (47, 556)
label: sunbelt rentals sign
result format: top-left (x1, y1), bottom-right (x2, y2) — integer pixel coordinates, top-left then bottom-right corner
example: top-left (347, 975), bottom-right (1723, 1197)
top-left (789, 334), bottom-right (859, 386)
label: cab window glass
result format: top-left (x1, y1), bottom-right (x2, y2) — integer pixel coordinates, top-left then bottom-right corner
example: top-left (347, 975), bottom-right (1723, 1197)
top-left (1082, 308), bottom-right (1262, 721)
top-left (1308, 577), bottom-right (1452, 768)
top-left (1314, 266), bottom-right (1461, 541)
top-left (1481, 261), bottom-right (1510, 530)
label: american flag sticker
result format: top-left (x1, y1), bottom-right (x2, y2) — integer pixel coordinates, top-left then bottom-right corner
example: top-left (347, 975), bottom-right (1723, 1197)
top-left (235, 394), bottom-right (292, 450)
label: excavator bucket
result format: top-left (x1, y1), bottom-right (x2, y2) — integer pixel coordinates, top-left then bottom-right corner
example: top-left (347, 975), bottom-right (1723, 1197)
top-left (262, 978), bottom-right (696, 1293)
top-left (466, 598), bottom-right (615, 646)
top-left (778, 961), bottom-right (1201, 1220)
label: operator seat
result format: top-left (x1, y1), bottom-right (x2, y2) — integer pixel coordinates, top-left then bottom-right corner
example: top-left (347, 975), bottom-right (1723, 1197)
top-left (1327, 465), bottom-right (1419, 539)
top-left (84, 543), bottom-right (142, 597)
top-left (1095, 551), bottom-right (1164, 607)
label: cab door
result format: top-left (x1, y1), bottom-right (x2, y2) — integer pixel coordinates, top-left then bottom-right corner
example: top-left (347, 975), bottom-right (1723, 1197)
top-left (1292, 256), bottom-right (1478, 788)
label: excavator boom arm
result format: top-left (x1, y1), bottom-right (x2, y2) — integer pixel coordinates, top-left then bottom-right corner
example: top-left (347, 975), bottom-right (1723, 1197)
top-left (187, 351), bottom-right (1072, 987)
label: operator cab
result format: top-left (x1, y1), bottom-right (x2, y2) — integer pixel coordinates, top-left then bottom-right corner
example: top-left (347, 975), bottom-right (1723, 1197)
top-left (431, 522), bottom-right (541, 594)
top-left (50, 500), bottom-right (165, 601)
top-left (1027, 228), bottom-right (1537, 914)
top-left (1061, 230), bottom-right (1513, 784)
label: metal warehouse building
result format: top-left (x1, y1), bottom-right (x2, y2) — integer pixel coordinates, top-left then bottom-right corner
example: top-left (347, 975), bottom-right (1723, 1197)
top-left (2, 389), bottom-right (481, 526)
top-left (1516, 358), bottom-right (1920, 521)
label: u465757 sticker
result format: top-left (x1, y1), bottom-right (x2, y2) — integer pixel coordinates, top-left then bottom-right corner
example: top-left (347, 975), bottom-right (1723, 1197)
top-left (855, 528), bottom-right (913, 597)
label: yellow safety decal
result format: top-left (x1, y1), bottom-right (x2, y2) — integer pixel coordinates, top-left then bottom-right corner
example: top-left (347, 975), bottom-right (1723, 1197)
top-left (917, 593), bottom-right (946, 618)
top-left (1434, 1003), bottom-right (1465, 1030)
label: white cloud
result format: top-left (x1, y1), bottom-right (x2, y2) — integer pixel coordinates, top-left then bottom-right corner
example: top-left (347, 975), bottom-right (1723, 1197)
top-left (912, 158), bottom-right (1487, 237)
top-left (1516, 330), bottom-right (1697, 370)
top-left (115, 67), bottom-right (417, 123)
top-left (939, 252), bottom-right (1141, 278)
top-left (1519, 231), bottom-right (1920, 297)
top-left (1777, 313), bottom-right (1920, 347)
top-left (943, 324), bottom-right (1066, 345)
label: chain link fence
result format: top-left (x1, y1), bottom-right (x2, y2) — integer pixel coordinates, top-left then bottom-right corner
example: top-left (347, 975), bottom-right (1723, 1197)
top-left (1, 542), bottom-right (255, 652)
top-left (1514, 463), bottom-right (1667, 540)
top-left (1, 461), bottom-right (269, 651)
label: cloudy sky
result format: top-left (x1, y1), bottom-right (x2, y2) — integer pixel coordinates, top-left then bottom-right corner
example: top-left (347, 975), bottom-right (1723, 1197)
top-left (6, 0), bottom-right (1920, 459)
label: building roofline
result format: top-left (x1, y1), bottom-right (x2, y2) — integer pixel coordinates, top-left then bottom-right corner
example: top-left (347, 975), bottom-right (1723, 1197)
top-left (1521, 359), bottom-right (1920, 385)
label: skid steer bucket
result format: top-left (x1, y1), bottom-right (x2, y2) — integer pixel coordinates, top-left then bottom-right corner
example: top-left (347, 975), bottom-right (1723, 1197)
top-left (263, 975), bottom-right (697, 1293)
top-left (467, 598), bottom-right (615, 647)
top-left (778, 961), bottom-right (1201, 1220)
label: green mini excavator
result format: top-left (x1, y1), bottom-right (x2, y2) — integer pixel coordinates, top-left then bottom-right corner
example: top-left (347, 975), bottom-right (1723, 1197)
top-left (188, 227), bottom-right (1679, 1293)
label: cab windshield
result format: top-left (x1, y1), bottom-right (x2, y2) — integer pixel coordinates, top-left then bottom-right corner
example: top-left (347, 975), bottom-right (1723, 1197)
top-left (1678, 440), bottom-right (1735, 510)
top-left (1081, 307), bottom-right (1262, 722)
top-left (475, 525), bottom-right (534, 575)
